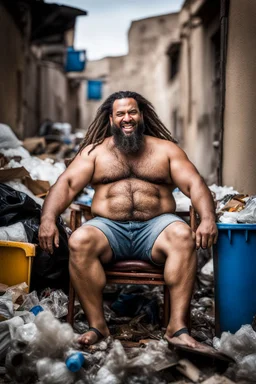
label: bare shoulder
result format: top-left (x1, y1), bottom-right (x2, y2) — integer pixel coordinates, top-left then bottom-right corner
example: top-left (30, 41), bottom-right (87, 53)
top-left (79, 139), bottom-right (109, 160)
top-left (146, 136), bottom-right (187, 159)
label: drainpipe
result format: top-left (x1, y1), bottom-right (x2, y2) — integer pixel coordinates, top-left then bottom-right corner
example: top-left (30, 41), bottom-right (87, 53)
top-left (217, 0), bottom-right (230, 185)
top-left (187, 0), bottom-right (192, 124)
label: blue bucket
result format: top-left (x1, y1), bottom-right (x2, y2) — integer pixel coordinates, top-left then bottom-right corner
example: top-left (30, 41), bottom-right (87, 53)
top-left (214, 223), bottom-right (256, 335)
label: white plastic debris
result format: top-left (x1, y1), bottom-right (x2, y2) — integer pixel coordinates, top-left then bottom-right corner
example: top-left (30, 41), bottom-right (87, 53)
top-left (0, 292), bottom-right (14, 319)
top-left (201, 258), bottom-right (213, 277)
top-left (237, 196), bottom-right (256, 223)
top-left (219, 211), bottom-right (239, 224)
top-left (37, 358), bottom-right (75, 384)
top-left (0, 124), bottom-right (22, 149)
top-left (209, 184), bottom-right (239, 201)
top-left (20, 156), bottom-right (65, 185)
top-left (0, 316), bottom-right (24, 360)
top-left (0, 222), bottom-right (28, 242)
top-left (213, 324), bottom-right (256, 362)
top-left (213, 325), bottom-right (256, 382)
top-left (1, 146), bottom-right (31, 159)
top-left (173, 189), bottom-right (191, 212)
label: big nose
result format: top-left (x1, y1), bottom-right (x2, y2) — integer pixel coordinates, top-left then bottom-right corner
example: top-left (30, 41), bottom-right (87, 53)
top-left (123, 113), bottom-right (132, 122)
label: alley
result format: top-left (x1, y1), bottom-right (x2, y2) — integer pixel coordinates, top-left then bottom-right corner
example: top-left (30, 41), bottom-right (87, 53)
top-left (0, 0), bottom-right (256, 383)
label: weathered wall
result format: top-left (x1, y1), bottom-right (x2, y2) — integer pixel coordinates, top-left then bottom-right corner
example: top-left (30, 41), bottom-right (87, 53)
top-left (40, 61), bottom-right (68, 123)
top-left (0, 3), bottom-right (25, 138)
top-left (23, 51), bottom-right (40, 137)
top-left (179, 2), bottom-right (220, 181)
top-left (222, 0), bottom-right (256, 194)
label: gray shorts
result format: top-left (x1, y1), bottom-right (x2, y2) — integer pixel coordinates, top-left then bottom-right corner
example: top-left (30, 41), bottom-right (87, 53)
top-left (84, 213), bottom-right (185, 266)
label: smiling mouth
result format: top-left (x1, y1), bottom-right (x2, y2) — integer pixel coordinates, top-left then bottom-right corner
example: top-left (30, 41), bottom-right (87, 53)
top-left (121, 124), bottom-right (135, 133)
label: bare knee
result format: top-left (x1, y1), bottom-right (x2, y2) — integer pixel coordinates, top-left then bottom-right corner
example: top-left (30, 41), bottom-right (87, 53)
top-left (168, 223), bottom-right (195, 250)
top-left (69, 226), bottom-right (99, 253)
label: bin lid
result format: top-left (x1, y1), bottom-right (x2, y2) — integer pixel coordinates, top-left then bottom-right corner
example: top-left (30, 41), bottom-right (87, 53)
top-left (217, 223), bottom-right (256, 230)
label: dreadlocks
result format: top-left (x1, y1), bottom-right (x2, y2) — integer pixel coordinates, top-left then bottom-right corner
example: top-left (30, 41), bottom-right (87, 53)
top-left (78, 90), bottom-right (177, 156)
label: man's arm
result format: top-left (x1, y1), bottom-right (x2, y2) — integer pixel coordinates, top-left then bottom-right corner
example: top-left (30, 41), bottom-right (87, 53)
top-left (39, 146), bottom-right (95, 254)
top-left (169, 143), bottom-right (218, 249)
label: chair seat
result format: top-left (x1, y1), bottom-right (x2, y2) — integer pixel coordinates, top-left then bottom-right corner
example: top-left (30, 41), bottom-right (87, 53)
top-left (105, 260), bottom-right (164, 273)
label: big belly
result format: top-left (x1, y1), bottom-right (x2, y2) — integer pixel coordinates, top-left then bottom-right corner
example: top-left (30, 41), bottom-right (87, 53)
top-left (92, 179), bottom-right (175, 220)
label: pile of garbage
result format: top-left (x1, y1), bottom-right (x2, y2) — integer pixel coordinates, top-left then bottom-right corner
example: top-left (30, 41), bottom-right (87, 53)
top-left (1, 285), bottom-right (256, 383)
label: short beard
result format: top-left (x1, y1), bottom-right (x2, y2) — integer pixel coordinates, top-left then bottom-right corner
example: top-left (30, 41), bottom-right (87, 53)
top-left (111, 121), bottom-right (145, 154)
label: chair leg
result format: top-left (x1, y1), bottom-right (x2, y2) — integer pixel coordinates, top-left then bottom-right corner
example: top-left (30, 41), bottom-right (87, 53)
top-left (67, 281), bottom-right (75, 326)
top-left (163, 285), bottom-right (170, 328)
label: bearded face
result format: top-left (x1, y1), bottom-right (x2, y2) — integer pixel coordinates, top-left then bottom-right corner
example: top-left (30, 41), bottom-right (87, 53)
top-left (110, 98), bottom-right (145, 154)
top-left (111, 120), bottom-right (145, 154)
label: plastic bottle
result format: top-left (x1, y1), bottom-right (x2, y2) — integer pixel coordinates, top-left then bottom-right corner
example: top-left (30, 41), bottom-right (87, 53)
top-left (65, 352), bottom-right (85, 372)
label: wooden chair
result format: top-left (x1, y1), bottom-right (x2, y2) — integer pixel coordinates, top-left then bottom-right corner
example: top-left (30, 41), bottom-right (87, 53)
top-left (67, 204), bottom-right (197, 328)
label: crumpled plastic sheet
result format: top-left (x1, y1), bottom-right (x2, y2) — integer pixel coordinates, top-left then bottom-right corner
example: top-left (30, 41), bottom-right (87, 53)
top-left (237, 196), bottom-right (256, 223)
top-left (0, 146), bottom-right (30, 158)
top-left (20, 157), bottom-right (65, 186)
top-left (40, 290), bottom-right (69, 318)
top-left (5, 311), bottom-right (78, 383)
top-left (209, 184), bottom-right (239, 201)
top-left (0, 221), bottom-right (28, 242)
top-left (20, 291), bottom-right (40, 312)
top-left (5, 282), bottom-right (28, 304)
top-left (0, 292), bottom-right (14, 319)
top-left (213, 324), bottom-right (256, 382)
top-left (5, 154), bottom-right (66, 186)
top-left (93, 339), bottom-right (169, 384)
top-left (0, 124), bottom-right (22, 149)
top-left (0, 316), bottom-right (24, 361)
top-left (4, 180), bottom-right (44, 206)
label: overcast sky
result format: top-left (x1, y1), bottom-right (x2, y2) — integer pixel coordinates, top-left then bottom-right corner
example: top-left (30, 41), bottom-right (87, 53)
top-left (45, 0), bottom-right (184, 60)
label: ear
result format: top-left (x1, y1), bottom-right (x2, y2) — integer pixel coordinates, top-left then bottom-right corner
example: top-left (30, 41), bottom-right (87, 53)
top-left (109, 114), bottom-right (113, 125)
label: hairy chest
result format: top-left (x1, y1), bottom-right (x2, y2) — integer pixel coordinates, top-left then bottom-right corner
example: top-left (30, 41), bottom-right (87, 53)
top-left (92, 150), bottom-right (172, 185)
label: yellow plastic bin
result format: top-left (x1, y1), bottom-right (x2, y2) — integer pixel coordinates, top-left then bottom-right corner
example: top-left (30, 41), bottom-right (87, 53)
top-left (0, 240), bottom-right (36, 291)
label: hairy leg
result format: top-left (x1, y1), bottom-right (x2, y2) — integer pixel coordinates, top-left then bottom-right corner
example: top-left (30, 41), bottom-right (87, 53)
top-left (152, 221), bottom-right (199, 347)
top-left (69, 225), bottom-right (113, 345)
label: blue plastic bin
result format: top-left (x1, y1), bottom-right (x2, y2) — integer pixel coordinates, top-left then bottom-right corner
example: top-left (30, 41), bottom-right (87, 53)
top-left (65, 47), bottom-right (86, 72)
top-left (87, 80), bottom-right (103, 100)
top-left (213, 223), bottom-right (256, 336)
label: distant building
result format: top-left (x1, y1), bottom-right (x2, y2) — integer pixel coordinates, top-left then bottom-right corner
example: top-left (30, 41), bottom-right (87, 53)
top-left (0, 0), bottom-right (87, 138)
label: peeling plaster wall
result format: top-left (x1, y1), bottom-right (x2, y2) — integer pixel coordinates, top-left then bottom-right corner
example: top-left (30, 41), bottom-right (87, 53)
top-left (223, 0), bottom-right (256, 194)
top-left (40, 62), bottom-right (68, 123)
top-left (0, 3), bottom-right (24, 138)
top-left (179, 3), bottom-right (220, 181)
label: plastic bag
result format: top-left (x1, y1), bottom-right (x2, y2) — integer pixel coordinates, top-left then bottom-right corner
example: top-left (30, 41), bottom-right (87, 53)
top-left (237, 196), bottom-right (256, 223)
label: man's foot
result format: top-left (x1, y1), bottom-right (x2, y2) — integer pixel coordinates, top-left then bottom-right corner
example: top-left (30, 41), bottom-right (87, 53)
top-left (164, 327), bottom-right (199, 348)
top-left (78, 326), bottom-right (110, 346)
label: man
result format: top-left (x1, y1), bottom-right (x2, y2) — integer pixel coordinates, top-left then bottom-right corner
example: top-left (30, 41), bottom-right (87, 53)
top-left (39, 91), bottom-right (217, 348)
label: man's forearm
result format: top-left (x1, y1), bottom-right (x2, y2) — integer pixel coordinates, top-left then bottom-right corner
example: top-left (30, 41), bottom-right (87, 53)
top-left (189, 179), bottom-right (215, 221)
top-left (41, 179), bottom-right (76, 222)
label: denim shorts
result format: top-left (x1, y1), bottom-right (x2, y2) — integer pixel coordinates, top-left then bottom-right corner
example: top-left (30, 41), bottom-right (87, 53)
top-left (84, 213), bottom-right (185, 266)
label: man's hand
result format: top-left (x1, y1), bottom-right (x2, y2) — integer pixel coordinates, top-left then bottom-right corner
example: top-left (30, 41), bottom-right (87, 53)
top-left (38, 220), bottom-right (59, 255)
top-left (195, 218), bottom-right (218, 249)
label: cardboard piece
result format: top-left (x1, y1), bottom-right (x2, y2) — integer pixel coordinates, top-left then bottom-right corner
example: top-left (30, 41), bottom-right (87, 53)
top-left (23, 177), bottom-right (50, 195)
top-left (0, 167), bottom-right (30, 182)
top-left (168, 342), bottom-right (234, 362)
top-left (22, 137), bottom-right (46, 154)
